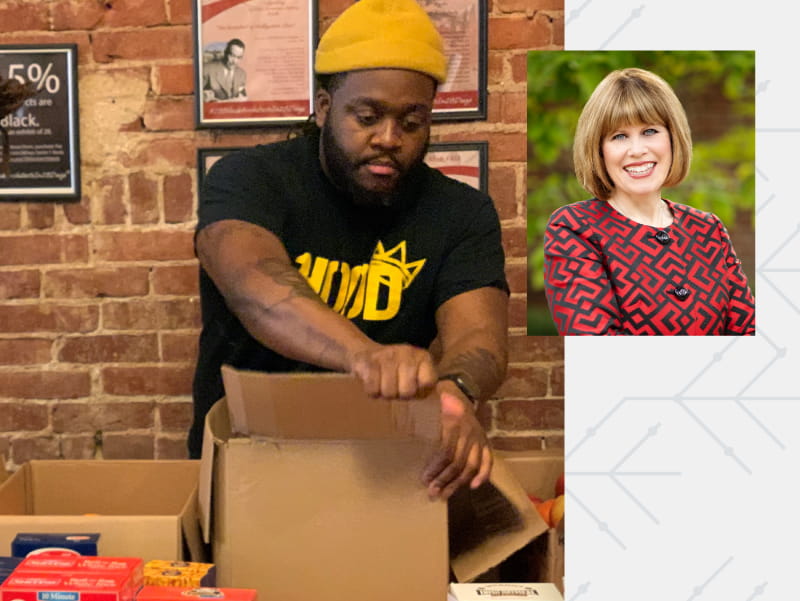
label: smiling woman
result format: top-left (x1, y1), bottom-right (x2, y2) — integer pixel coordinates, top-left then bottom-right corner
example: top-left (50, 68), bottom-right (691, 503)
top-left (601, 123), bottom-right (673, 224)
top-left (542, 67), bottom-right (755, 336)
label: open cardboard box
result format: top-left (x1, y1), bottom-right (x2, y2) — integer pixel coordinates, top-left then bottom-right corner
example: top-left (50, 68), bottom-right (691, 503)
top-left (493, 450), bottom-right (565, 593)
top-left (199, 366), bottom-right (547, 600)
top-left (0, 460), bottom-right (203, 562)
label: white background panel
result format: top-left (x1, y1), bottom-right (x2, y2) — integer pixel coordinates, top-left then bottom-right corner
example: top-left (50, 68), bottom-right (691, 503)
top-left (564, 1), bottom-right (798, 599)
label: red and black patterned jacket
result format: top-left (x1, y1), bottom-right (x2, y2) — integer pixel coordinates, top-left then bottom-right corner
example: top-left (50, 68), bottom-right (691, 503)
top-left (544, 198), bottom-right (755, 336)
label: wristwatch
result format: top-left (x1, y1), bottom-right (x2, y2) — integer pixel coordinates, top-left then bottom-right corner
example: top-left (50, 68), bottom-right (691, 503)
top-left (438, 373), bottom-right (478, 408)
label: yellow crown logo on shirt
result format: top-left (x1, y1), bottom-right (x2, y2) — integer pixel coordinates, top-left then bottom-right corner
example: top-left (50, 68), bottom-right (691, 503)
top-left (370, 241), bottom-right (426, 288)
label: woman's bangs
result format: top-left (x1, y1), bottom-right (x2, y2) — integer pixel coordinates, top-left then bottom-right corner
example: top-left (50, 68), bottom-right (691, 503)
top-left (601, 87), bottom-right (665, 135)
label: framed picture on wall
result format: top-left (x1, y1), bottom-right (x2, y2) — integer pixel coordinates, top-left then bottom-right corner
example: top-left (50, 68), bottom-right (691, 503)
top-left (197, 146), bottom-right (242, 189)
top-left (193, 0), bottom-right (317, 128)
top-left (423, 0), bottom-right (487, 121)
top-left (0, 44), bottom-right (81, 201)
top-left (425, 141), bottom-right (488, 193)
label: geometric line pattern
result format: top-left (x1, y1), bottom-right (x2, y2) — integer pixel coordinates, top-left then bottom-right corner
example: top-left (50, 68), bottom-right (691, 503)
top-left (685, 556), bottom-right (733, 601)
top-left (758, 221), bottom-right (800, 315)
top-left (599, 5), bottom-right (645, 49)
top-left (564, 1), bottom-right (798, 600)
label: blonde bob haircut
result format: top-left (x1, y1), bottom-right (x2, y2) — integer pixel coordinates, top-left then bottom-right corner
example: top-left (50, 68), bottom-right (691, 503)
top-left (573, 68), bottom-right (692, 200)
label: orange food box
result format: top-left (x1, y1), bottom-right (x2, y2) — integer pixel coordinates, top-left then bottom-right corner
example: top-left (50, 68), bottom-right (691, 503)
top-left (143, 561), bottom-right (215, 587)
top-left (136, 586), bottom-right (257, 601)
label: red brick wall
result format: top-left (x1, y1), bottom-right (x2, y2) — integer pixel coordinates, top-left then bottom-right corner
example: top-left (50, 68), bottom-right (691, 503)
top-left (0, 0), bottom-right (564, 469)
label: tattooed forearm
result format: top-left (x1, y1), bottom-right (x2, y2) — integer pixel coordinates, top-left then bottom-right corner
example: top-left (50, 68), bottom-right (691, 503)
top-left (195, 220), bottom-right (369, 372)
top-left (198, 220), bottom-right (328, 317)
top-left (438, 347), bottom-right (506, 401)
top-left (254, 257), bottom-right (321, 303)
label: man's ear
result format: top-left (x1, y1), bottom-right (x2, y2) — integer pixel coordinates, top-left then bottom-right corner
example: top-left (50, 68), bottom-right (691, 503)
top-left (314, 88), bottom-right (331, 128)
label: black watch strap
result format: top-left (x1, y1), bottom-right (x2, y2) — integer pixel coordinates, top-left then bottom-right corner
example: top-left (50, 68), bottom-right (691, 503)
top-left (438, 373), bottom-right (478, 408)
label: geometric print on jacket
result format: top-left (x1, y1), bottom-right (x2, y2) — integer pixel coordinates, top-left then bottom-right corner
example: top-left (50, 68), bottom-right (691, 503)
top-left (544, 198), bottom-right (755, 335)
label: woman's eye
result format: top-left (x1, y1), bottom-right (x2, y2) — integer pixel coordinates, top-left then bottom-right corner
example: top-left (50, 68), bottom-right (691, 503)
top-left (644, 128), bottom-right (658, 135)
top-left (611, 133), bottom-right (625, 141)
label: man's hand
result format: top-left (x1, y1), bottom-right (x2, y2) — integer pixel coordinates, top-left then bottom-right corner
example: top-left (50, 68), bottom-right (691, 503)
top-left (420, 381), bottom-right (492, 501)
top-left (347, 343), bottom-right (438, 399)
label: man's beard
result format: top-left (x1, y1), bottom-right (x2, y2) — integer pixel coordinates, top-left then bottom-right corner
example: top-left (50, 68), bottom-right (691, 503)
top-left (320, 120), bottom-right (428, 209)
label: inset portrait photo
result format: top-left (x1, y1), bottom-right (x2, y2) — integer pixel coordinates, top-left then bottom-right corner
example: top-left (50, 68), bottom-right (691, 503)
top-left (526, 50), bottom-right (755, 336)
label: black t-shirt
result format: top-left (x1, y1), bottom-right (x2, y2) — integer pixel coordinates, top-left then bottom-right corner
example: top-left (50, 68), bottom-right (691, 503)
top-left (188, 134), bottom-right (507, 457)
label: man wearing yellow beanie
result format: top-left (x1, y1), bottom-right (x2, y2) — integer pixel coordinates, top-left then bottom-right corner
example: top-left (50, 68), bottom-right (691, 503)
top-left (191, 0), bottom-right (508, 507)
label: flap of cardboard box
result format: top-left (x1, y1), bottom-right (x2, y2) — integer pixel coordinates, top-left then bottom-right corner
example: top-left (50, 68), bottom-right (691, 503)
top-left (0, 454), bottom-right (8, 487)
top-left (448, 455), bottom-right (549, 582)
top-left (495, 449), bottom-right (564, 500)
top-left (220, 365), bottom-right (441, 440)
top-left (199, 399), bottom-right (227, 543)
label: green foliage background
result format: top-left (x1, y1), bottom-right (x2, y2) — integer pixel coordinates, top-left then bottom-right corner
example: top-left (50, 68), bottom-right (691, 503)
top-left (526, 51), bottom-right (755, 334)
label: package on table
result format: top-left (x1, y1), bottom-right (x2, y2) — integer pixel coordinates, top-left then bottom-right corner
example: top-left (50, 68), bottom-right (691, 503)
top-left (143, 560), bottom-right (216, 587)
top-left (0, 557), bottom-right (21, 585)
top-left (14, 553), bottom-right (143, 581)
top-left (0, 570), bottom-right (141, 601)
top-left (11, 533), bottom-right (99, 557)
top-left (449, 582), bottom-right (563, 600)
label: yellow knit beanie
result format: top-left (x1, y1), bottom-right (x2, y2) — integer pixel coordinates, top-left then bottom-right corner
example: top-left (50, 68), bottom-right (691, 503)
top-left (315, 0), bottom-right (447, 84)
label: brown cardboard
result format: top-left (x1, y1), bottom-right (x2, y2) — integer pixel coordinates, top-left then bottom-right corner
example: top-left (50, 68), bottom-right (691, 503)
top-left (200, 367), bottom-right (548, 598)
top-left (447, 455), bottom-right (547, 583)
top-left (200, 371), bottom-right (447, 601)
top-left (498, 450), bottom-right (563, 501)
top-left (0, 460), bottom-right (203, 562)
top-left (0, 456), bottom-right (8, 487)
top-left (495, 450), bottom-right (565, 593)
top-left (537, 524), bottom-right (565, 594)
top-left (220, 366), bottom-right (442, 440)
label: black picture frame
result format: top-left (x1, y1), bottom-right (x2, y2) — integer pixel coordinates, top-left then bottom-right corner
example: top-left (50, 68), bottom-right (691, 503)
top-left (197, 146), bottom-right (242, 190)
top-left (426, 141), bottom-right (488, 193)
top-left (0, 44), bottom-right (81, 201)
top-left (193, 0), bottom-right (317, 129)
top-left (426, 0), bottom-right (488, 122)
